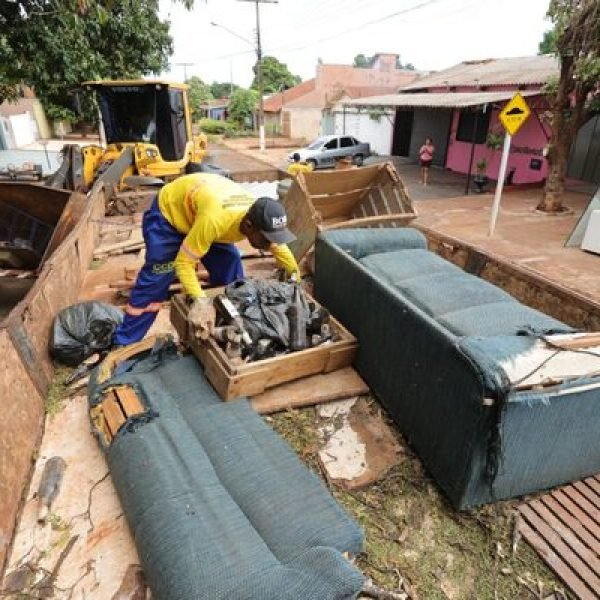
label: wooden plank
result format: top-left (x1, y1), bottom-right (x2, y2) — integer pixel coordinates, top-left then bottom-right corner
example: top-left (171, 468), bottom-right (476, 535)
top-left (520, 505), bottom-right (600, 592)
top-left (250, 367), bottom-right (368, 414)
top-left (549, 333), bottom-right (600, 350)
top-left (585, 477), bottom-right (600, 496)
top-left (519, 519), bottom-right (598, 600)
top-left (564, 485), bottom-right (600, 522)
top-left (573, 480), bottom-right (600, 508)
top-left (551, 489), bottom-right (600, 542)
top-left (325, 214), bottom-right (416, 230)
top-left (540, 495), bottom-right (600, 552)
top-left (115, 386), bottom-right (145, 417)
top-left (101, 391), bottom-right (126, 437)
top-left (526, 499), bottom-right (600, 577)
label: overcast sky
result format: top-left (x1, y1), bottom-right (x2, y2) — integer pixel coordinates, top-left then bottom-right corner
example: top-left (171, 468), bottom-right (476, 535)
top-left (159, 0), bottom-right (552, 88)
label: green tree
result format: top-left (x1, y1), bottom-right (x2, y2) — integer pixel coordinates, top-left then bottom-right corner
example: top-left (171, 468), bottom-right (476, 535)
top-left (538, 0), bottom-right (600, 212)
top-left (0, 0), bottom-right (175, 117)
top-left (538, 29), bottom-right (558, 54)
top-left (251, 56), bottom-right (301, 94)
top-left (210, 81), bottom-right (239, 98)
top-left (353, 54), bottom-right (372, 68)
top-left (228, 88), bottom-right (258, 127)
top-left (187, 76), bottom-right (213, 121)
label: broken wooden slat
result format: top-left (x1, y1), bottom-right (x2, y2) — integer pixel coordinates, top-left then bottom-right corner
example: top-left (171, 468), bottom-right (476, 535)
top-left (114, 386), bottom-right (145, 417)
top-left (101, 390), bottom-right (127, 437)
top-left (250, 366), bottom-right (368, 414)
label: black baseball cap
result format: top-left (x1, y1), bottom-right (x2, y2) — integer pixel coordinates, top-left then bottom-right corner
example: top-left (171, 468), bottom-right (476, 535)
top-left (247, 197), bottom-right (296, 245)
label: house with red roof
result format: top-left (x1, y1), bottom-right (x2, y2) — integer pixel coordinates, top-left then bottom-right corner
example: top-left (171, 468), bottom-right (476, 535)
top-left (263, 53), bottom-right (421, 141)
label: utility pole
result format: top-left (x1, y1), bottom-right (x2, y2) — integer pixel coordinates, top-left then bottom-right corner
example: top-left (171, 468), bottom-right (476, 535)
top-left (237, 0), bottom-right (278, 152)
top-left (174, 62), bottom-right (193, 82)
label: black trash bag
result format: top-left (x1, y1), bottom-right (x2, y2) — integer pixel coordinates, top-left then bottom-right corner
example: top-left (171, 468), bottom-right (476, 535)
top-left (49, 302), bottom-right (123, 366)
top-left (224, 279), bottom-right (310, 348)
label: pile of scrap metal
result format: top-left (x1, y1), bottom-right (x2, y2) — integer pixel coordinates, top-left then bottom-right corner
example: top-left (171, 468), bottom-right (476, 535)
top-left (0, 163), bottom-right (43, 183)
top-left (212, 279), bottom-right (335, 361)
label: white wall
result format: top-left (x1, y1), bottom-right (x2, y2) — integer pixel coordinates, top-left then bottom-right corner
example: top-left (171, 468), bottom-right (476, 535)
top-left (332, 108), bottom-right (394, 156)
top-left (289, 108), bottom-right (322, 142)
top-left (8, 113), bottom-right (36, 148)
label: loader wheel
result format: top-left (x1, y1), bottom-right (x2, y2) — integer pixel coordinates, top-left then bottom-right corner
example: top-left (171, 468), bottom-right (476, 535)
top-left (185, 162), bottom-right (203, 174)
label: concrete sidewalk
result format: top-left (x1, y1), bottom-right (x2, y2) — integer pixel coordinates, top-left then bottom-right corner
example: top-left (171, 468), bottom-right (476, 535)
top-left (415, 188), bottom-right (600, 304)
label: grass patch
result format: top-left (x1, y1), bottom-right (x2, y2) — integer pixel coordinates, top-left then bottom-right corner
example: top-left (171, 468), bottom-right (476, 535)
top-left (89, 258), bottom-right (106, 270)
top-left (269, 403), bottom-right (572, 599)
top-left (46, 366), bottom-right (73, 416)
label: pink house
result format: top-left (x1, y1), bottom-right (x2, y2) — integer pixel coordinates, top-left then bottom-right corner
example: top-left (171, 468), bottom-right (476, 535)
top-left (345, 56), bottom-right (559, 185)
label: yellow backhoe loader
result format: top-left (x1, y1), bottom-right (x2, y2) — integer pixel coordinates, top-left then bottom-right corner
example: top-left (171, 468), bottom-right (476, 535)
top-left (48, 80), bottom-right (212, 193)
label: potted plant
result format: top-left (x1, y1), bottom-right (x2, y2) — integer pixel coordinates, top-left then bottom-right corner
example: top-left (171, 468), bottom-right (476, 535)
top-left (473, 157), bottom-right (489, 193)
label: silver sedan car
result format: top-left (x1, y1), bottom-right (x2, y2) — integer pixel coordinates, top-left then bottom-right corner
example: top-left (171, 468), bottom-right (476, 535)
top-left (288, 135), bottom-right (370, 169)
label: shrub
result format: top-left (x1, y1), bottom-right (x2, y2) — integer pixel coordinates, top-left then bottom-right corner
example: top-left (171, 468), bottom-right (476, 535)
top-left (198, 118), bottom-right (232, 135)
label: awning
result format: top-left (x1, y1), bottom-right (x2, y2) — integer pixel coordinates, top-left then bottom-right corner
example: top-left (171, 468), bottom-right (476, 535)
top-left (342, 90), bottom-right (540, 109)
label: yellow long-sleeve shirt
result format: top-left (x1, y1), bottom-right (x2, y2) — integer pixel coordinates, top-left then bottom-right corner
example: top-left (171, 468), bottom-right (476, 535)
top-left (287, 162), bottom-right (313, 176)
top-left (158, 173), bottom-right (300, 298)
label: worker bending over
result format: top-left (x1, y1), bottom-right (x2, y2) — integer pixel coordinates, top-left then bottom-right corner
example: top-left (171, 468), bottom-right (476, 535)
top-left (287, 152), bottom-right (314, 176)
top-left (113, 173), bottom-right (300, 346)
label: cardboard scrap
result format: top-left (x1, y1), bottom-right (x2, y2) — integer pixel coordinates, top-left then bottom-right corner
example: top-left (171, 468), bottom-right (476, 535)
top-left (318, 398), bottom-right (402, 490)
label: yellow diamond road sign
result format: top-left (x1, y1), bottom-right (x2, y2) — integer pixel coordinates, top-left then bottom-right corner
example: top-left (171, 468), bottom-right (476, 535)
top-left (499, 92), bottom-right (531, 137)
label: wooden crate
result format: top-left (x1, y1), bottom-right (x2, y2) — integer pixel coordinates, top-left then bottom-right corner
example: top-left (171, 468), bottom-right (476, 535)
top-left (281, 161), bottom-right (417, 262)
top-left (170, 292), bottom-right (358, 400)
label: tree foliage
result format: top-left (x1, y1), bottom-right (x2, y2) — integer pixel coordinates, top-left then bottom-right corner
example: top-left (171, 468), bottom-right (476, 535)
top-left (353, 53), bottom-right (416, 70)
top-left (210, 81), bottom-right (239, 98)
top-left (353, 54), bottom-right (371, 68)
top-left (251, 56), bottom-right (301, 94)
top-left (539, 0), bottom-right (600, 212)
top-left (228, 88), bottom-right (258, 127)
top-left (538, 29), bottom-right (558, 54)
top-left (187, 76), bottom-right (214, 121)
top-left (0, 0), bottom-right (174, 119)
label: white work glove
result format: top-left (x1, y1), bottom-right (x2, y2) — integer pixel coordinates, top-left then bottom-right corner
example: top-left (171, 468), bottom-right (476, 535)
top-left (188, 296), bottom-right (216, 340)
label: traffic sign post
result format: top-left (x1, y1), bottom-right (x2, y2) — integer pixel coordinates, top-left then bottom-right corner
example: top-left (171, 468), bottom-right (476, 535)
top-left (488, 93), bottom-right (531, 236)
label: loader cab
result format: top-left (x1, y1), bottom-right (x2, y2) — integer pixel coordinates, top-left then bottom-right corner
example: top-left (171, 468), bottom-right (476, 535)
top-left (84, 80), bottom-right (191, 162)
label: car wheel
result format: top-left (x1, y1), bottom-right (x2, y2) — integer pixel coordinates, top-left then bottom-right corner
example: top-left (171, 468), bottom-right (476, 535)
top-left (353, 154), bottom-right (364, 166)
top-left (307, 159), bottom-right (318, 170)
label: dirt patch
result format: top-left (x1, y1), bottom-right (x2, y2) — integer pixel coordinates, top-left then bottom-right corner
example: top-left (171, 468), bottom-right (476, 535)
top-left (270, 398), bottom-right (572, 600)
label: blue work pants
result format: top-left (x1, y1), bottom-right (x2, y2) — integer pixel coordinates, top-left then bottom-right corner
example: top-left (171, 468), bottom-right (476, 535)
top-left (113, 198), bottom-right (243, 346)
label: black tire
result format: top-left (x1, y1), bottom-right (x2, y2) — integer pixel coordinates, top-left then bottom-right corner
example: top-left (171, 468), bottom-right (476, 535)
top-left (185, 161), bottom-right (203, 174)
top-left (353, 154), bottom-right (364, 166)
top-left (307, 159), bottom-right (318, 170)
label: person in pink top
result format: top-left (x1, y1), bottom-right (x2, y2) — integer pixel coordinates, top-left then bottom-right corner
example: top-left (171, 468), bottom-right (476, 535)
top-left (419, 138), bottom-right (435, 185)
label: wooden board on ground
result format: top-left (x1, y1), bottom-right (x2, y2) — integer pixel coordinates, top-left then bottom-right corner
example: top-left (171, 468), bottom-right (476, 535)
top-left (170, 292), bottom-right (358, 401)
top-left (518, 476), bottom-right (600, 600)
top-left (250, 366), bottom-right (368, 414)
top-left (281, 161), bottom-right (417, 262)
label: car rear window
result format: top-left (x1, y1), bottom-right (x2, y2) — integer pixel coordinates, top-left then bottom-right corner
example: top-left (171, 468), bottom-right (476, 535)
top-left (340, 137), bottom-right (354, 148)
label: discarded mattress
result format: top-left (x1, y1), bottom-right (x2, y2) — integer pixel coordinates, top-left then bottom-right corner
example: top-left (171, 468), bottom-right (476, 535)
top-left (89, 341), bottom-right (364, 600)
top-left (314, 228), bottom-right (600, 509)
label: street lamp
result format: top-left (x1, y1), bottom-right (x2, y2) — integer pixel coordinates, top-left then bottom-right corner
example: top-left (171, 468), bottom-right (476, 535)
top-left (210, 20), bottom-right (266, 150)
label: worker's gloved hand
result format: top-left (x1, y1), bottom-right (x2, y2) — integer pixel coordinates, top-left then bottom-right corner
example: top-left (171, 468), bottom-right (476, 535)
top-left (188, 296), bottom-right (216, 340)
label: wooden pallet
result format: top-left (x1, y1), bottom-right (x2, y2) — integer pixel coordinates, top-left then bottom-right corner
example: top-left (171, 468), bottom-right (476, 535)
top-left (170, 292), bottom-right (358, 401)
top-left (518, 476), bottom-right (600, 600)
